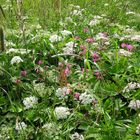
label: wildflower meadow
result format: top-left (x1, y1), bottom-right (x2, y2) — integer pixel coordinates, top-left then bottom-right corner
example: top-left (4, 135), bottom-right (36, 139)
top-left (0, 0), bottom-right (140, 139)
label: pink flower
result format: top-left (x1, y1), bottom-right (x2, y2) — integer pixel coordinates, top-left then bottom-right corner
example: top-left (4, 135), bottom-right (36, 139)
top-left (126, 44), bottom-right (134, 51)
top-left (95, 71), bottom-right (102, 79)
top-left (86, 37), bottom-right (94, 43)
top-left (37, 60), bottom-right (43, 65)
top-left (102, 32), bottom-right (108, 37)
top-left (83, 28), bottom-right (89, 33)
top-left (21, 70), bottom-right (27, 77)
top-left (80, 45), bottom-right (86, 50)
top-left (64, 66), bottom-right (71, 77)
top-left (16, 79), bottom-right (21, 84)
top-left (74, 36), bottom-right (81, 41)
top-left (74, 92), bottom-right (80, 100)
top-left (121, 43), bottom-right (127, 48)
top-left (92, 52), bottom-right (99, 63)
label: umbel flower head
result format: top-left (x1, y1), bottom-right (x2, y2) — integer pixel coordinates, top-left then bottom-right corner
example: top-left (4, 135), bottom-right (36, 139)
top-left (23, 96), bottom-right (38, 109)
top-left (54, 106), bottom-right (70, 120)
top-left (49, 34), bottom-right (62, 43)
top-left (55, 87), bottom-right (71, 99)
top-left (128, 100), bottom-right (140, 110)
top-left (136, 124), bottom-right (140, 134)
top-left (71, 132), bottom-right (84, 140)
top-left (15, 122), bottom-right (27, 131)
top-left (79, 92), bottom-right (94, 105)
top-left (11, 56), bottom-right (23, 64)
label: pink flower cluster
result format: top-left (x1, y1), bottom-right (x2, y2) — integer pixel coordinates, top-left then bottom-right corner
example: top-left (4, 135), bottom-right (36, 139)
top-left (86, 37), bottom-right (94, 43)
top-left (92, 52), bottom-right (100, 63)
top-left (121, 43), bottom-right (134, 51)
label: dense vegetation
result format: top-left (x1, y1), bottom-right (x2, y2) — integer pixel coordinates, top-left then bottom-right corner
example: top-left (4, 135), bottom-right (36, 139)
top-left (0, 0), bottom-right (140, 139)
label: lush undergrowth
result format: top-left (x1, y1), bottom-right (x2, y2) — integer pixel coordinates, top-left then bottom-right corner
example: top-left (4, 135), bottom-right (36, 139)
top-left (0, 0), bottom-right (140, 140)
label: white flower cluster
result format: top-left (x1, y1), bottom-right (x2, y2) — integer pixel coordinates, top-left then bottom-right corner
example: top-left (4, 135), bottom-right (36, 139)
top-left (123, 82), bottom-right (140, 93)
top-left (49, 34), bottom-right (62, 43)
top-left (71, 132), bottom-right (84, 140)
top-left (136, 124), bottom-right (140, 134)
top-left (66, 41), bottom-right (77, 48)
top-left (6, 48), bottom-right (31, 54)
top-left (89, 15), bottom-right (103, 26)
top-left (5, 41), bottom-right (16, 47)
top-left (15, 122), bottom-right (27, 131)
top-left (23, 96), bottom-right (38, 109)
top-left (61, 30), bottom-right (72, 36)
top-left (42, 122), bottom-right (55, 130)
top-left (71, 10), bottom-right (83, 16)
top-left (11, 56), bottom-right (23, 64)
top-left (120, 35), bottom-right (140, 42)
top-left (42, 123), bottom-right (59, 133)
top-left (0, 125), bottom-right (11, 139)
top-left (119, 49), bottom-right (132, 57)
top-left (34, 82), bottom-right (46, 97)
top-left (63, 41), bottom-right (76, 54)
top-left (54, 106), bottom-right (70, 120)
top-left (79, 92), bottom-right (93, 105)
top-left (128, 100), bottom-right (140, 110)
top-left (96, 33), bottom-right (108, 41)
top-left (56, 87), bottom-right (71, 99)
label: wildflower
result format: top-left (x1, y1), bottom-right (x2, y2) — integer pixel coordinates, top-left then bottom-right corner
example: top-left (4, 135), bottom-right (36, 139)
top-left (63, 41), bottom-right (77, 54)
top-left (123, 82), bottom-right (140, 92)
top-left (80, 45), bottom-right (86, 50)
top-left (49, 34), bottom-right (62, 43)
top-left (92, 52), bottom-right (99, 63)
top-left (37, 60), bottom-right (43, 65)
top-left (79, 92), bottom-right (93, 105)
top-left (86, 37), bottom-right (94, 43)
top-left (126, 44), bottom-right (134, 51)
top-left (54, 106), bottom-right (70, 120)
top-left (130, 35), bottom-right (140, 42)
top-left (21, 70), bottom-right (27, 77)
top-left (6, 48), bottom-right (31, 54)
top-left (15, 122), bottom-right (27, 131)
top-left (96, 32), bottom-right (108, 41)
top-left (95, 71), bottom-right (102, 79)
top-left (63, 46), bottom-right (74, 54)
top-left (42, 123), bottom-right (59, 133)
top-left (71, 10), bottom-right (82, 16)
top-left (16, 79), bottom-right (21, 84)
top-left (71, 132), bottom-right (84, 140)
top-left (74, 36), bottom-right (81, 41)
top-left (34, 82), bottom-right (46, 97)
top-left (128, 100), bottom-right (140, 110)
top-left (119, 49), bottom-right (132, 57)
top-left (11, 56), bottom-right (23, 64)
top-left (74, 92), bottom-right (80, 100)
top-left (64, 66), bottom-right (71, 77)
top-left (121, 43), bottom-right (127, 48)
top-left (66, 41), bottom-right (77, 48)
top-left (89, 19), bottom-right (100, 26)
top-left (136, 124), bottom-right (140, 134)
top-left (83, 28), bottom-right (89, 33)
top-left (61, 30), bottom-right (72, 36)
top-left (55, 87), bottom-right (71, 99)
top-left (23, 96), bottom-right (38, 109)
